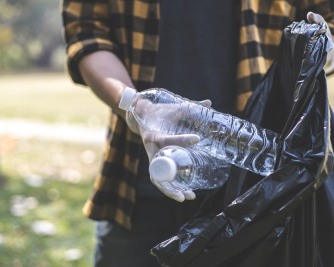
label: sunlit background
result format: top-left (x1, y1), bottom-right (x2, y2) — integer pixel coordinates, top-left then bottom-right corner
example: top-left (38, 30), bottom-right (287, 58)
top-left (0, 1), bottom-right (334, 267)
top-left (0, 1), bottom-right (108, 266)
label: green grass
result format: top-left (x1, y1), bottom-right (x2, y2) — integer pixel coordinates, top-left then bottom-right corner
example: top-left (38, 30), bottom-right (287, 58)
top-left (0, 72), bottom-right (108, 124)
top-left (0, 174), bottom-right (95, 267)
top-left (0, 72), bottom-right (108, 266)
top-left (0, 138), bottom-right (101, 266)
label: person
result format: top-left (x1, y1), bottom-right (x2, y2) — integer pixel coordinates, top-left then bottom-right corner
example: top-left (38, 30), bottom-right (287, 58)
top-left (61, 1), bottom-right (334, 266)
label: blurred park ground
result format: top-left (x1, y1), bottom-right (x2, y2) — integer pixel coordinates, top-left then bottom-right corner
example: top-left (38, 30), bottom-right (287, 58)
top-left (0, 1), bottom-right (108, 266)
top-left (0, 1), bottom-right (334, 266)
top-left (0, 73), bottom-right (108, 267)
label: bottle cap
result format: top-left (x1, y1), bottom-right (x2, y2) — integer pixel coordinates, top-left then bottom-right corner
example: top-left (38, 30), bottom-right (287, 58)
top-left (118, 87), bottom-right (137, 111)
top-left (149, 157), bottom-right (177, 182)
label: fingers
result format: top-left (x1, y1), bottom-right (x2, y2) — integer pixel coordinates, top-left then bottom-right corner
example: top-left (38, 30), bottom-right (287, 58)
top-left (150, 177), bottom-right (196, 202)
top-left (142, 131), bottom-right (200, 162)
top-left (165, 190), bottom-right (186, 202)
top-left (307, 12), bottom-right (325, 25)
top-left (151, 179), bottom-right (186, 202)
top-left (160, 134), bottom-right (200, 147)
top-left (198, 99), bottom-right (212, 108)
top-left (307, 12), bottom-right (331, 41)
top-left (183, 190), bottom-right (196, 200)
top-left (142, 131), bottom-right (200, 148)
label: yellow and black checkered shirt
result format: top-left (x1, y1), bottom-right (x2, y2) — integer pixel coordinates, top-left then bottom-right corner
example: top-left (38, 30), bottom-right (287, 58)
top-left (62, 0), bottom-right (334, 230)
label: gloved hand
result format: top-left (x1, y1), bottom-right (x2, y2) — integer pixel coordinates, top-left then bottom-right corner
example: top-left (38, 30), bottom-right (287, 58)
top-left (143, 130), bottom-right (200, 202)
top-left (125, 96), bottom-right (212, 202)
top-left (307, 12), bottom-right (334, 75)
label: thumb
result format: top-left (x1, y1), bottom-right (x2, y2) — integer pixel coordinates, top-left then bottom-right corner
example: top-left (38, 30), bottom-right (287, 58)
top-left (307, 12), bottom-right (325, 25)
top-left (306, 12), bottom-right (331, 39)
top-left (197, 99), bottom-right (212, 108)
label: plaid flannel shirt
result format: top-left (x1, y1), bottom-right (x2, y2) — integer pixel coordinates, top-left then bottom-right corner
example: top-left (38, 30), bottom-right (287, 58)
top-left (62, 0), bottom-right (334, 230)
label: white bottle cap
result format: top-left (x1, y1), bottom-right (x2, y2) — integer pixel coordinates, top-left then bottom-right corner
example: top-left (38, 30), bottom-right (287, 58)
top-left (149, 157), bottom-right (177, 182)
top-left (118, 87), bottom-right (137, 111)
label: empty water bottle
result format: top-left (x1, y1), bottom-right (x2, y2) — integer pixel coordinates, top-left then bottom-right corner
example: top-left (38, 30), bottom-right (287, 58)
top-left (119, 87), bottom-right (279, 176)
top-left (149, 146), bottom-right (230, 190)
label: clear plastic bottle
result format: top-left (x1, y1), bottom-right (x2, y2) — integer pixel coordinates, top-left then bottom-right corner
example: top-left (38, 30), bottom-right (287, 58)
top-left (149, 146), bottom-right (230, 190)
top-left (119, 87), bottom-right (279, 176)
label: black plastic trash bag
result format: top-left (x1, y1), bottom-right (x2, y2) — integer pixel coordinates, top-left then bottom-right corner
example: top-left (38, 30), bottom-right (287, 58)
top-left (151, 21), bottom-right (334, 267)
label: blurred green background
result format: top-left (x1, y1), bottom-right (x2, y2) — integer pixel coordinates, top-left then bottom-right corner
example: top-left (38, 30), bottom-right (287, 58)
top-left (0, 1), bottom-right (109, 266)
top-left (0, 73), bottom-right (108, 267)
top-left (0, 1), bottom-right (333, 267)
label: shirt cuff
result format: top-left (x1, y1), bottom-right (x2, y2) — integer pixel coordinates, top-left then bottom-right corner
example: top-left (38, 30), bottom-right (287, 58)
top-left (66, 38), bottom-right (121, 85)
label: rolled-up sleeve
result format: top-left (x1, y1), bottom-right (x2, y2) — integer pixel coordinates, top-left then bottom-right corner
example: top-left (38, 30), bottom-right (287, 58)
top-left (62, 0), bottom-right (120, 84)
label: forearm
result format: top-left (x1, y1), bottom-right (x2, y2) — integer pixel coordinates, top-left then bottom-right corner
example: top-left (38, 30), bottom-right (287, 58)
top-left (78, 51), bottom-right (134, 119)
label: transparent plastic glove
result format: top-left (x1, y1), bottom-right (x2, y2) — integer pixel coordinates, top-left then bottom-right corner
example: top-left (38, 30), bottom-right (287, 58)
top-left (145, 99), bottom-right (211, 202)
top-left (307, 12), bottom-right (334, 75)
top-left (142, 130), bottom-right (200, 202)
top-left (125, 97), bottom-right (211, 158)
top-left (124, 96), bottom-right (212, 202)
top-left (125, 98), bottom-right (212, 136)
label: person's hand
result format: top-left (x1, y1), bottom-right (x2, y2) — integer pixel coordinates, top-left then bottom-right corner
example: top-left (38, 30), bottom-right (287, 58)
top-left (151, 178), bottom-right (197, 202)
top-left (126, 98), bottom-right (211, 137)
top-left (146, 99), bottom-right (212, 202)
top-left (307, 12), bottom-right (331, 39)
top-left (307, 12), bottom-right (334, 74)
top-left (125, 96), bottom-right (211, 202)
top-left (142, 130), bottom-right (200, 202)
top-left (134, 98), bottom-right (211, 157)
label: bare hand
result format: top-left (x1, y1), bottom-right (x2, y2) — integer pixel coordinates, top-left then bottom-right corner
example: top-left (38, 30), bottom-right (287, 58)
top-left (307, 12), bottom-right (331, 38)
top-left (307, 12), bottom-right (334, 74)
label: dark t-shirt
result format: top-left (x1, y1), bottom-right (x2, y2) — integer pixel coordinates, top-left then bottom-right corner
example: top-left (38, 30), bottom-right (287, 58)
top-left (136, 0), bottom-right (239, 196)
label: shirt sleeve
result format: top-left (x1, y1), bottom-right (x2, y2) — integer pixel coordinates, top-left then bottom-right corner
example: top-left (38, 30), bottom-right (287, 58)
top-left (62, 0), bottom-right (120, 85)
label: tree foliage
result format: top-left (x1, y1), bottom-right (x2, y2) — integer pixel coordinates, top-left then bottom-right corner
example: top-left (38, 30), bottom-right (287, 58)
top-left (0, 0), bottom-right (65, 71)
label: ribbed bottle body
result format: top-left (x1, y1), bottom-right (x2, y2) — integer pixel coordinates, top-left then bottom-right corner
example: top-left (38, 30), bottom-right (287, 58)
top-left (129, 88), bottom-right (279, 176)
top-left (151, 146), bottom-right (230, 190)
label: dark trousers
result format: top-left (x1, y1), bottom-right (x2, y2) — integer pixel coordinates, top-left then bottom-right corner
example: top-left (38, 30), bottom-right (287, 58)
top-left (94, 195), bottom-right (205, 267)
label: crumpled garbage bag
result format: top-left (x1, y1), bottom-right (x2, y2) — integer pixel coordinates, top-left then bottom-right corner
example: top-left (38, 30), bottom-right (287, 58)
top-left (151, 21), bottom-right (334, 267)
